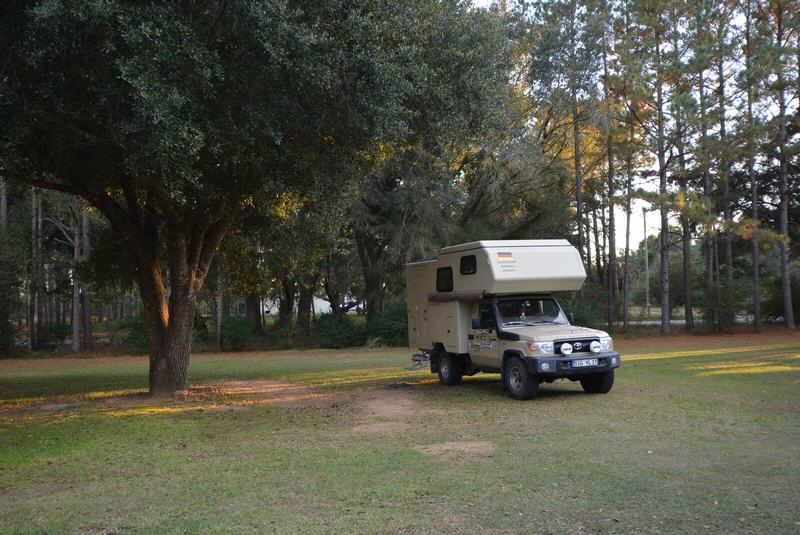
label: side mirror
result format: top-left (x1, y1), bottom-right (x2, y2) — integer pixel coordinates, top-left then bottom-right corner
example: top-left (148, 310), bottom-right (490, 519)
top-left (569, 312), bottom-right (575, 323)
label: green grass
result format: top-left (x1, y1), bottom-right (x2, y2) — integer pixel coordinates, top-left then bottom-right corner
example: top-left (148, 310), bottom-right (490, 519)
top-left (1, 334), bottom-right (799, 534)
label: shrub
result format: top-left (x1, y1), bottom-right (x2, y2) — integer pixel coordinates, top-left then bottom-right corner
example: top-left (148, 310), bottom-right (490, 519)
top-left (366, 297), bottom-right (408, 347)
top-left (38, 324), bottom-right (71, 348)
top-left (316, 313), bottom-right (364, 349)
top-left (124, 315), bottom-right (149, 354)
top-left (221, 315), bottom-right (255, 351)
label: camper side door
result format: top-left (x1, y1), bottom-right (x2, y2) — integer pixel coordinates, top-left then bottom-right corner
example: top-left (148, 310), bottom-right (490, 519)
top-left (468, 302), bottom-right (501, 370)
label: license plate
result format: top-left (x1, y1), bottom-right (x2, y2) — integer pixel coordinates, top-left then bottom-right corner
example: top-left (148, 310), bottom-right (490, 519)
top-left (572, 358), bottom-right (598, 368)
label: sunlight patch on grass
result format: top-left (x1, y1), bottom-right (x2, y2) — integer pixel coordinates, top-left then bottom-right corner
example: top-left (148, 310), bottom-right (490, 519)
top-left (684, 352), bottom-right (800, 377)
top-left (624, 343), bottom-right (800, 362)
top-left (696, 364), bottom-right (797, 377)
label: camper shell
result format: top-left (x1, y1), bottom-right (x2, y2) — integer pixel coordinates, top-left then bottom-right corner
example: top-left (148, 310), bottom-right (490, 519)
top-left (406, 240), bottom-right (620, 400)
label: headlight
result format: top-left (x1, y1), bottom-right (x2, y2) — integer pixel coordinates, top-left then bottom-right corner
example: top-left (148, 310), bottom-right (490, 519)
top-left (527, 341), bottom-right (554, 354)
top-left (590, 340), bottom-right (601, 353)
top-left (560, 342), bottom-right (573, 355)
top-left (599, 337), bottom-right (613, 352)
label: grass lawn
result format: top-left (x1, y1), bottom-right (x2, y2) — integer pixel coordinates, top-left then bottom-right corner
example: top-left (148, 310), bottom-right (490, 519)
top-left (1, 331), bottom-right (799, 534)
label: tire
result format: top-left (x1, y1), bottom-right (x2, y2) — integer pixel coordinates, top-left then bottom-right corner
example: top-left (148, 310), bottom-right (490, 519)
top-left (505, 356), bottom-right (539, 400)
top-left (580, 370), bottom-right (615, 394)
top-left (438, 352), bottom-right (463, 385)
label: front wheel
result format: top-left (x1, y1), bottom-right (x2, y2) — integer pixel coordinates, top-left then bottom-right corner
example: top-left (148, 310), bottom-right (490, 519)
top-left (505, 356), bottom-right (539, 400)
top-left (438, 352), bottom-right (463, 385)
top-left (580, 370), bottom-right (615, 394)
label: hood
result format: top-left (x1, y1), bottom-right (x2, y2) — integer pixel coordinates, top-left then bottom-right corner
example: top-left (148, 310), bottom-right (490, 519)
top-left (502, 324), bottom-right (609, 341)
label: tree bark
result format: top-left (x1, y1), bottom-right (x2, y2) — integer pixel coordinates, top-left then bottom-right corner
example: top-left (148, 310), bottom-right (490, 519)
top-left (355, 231), bottom-right (385, 320)
top-left (569, 0), bottom-right (585, 305)
top-left (654, 25), bottom-right (670, 335)
top-left (0, 179), bottom-right (6, 232)
top-left (81, 185), bottom-right (231, 394)
top-left (245, 293), bottom-right (263, 335)
top-left (80, 208), bottom-right (93, 350)
top-left (279, 278), bottom-right (295, 320)
top-left (603, 38), bottom-right (617, 328)
top-left (28, 189), bottom-right (40, 350)
top-left (71, 199), bottom-right (81, 352)
top-left (744, 0), bottom-right (761, 332)
top-left (297, 274), bottom-right (319, 331)
top-left (622, 119), bottom-right (633, 331)
top-left (697, 56), bottom-right (717, 332)
top-left (774, 7), bottom-right (795, 330)
top-left (717, 25), bottom-right (734, 332)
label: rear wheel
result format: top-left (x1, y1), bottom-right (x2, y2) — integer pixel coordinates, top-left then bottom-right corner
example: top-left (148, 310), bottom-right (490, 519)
top-left (438, 352), bottom-right (463, 385)
top-left (580, 370), bottom-right (614, 394)
top-left (505, 356), bottom-right (539, 400)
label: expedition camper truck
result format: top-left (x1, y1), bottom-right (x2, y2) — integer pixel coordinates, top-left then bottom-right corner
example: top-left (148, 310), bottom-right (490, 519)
top-left (406, 240), bottom-right (621, 400)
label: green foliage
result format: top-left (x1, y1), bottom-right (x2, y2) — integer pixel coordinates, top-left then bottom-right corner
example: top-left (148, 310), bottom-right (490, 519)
top-left (762, 275), bottom-right (799, 321)
top-left (37, 324), bottom-right (71, 348)
top-left (365, 297), bottom-right (408, 347)
top-left (220, 316), bottom-right (255, 352)
top-left (124, 316), bottom-right (149, 355)
top-left (315, 314), bottom-right (365, 349)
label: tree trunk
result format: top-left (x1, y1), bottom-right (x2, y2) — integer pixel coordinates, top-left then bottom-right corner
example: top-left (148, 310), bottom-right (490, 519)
top-left (213, 277), bottom-right (223, 348)
top-left (29, 189), bottom-right (40, 350)
top-left (593, 208), bottom-right (603, 288)
top-left (0, 179), bottom-right (6, 232)
top-left (355, 231), bottom-right (385, 320)
top-left (71, 199), bottom-right (81, 352)
top-left (245, 293), bottom-right (263, 335)
top-left (571, 83), bottom-right (584, 303)
top-left (622, 120), bottom-right (633, 331)
top-left (745, 1), bottom-right (761, 332)
top-left (297, 275), bottom-right (319, 331)
top-left (80, 208), bottom-right (93, 350)
top-left (279, 278), bottom-right (295, 320)
top-left (603, 40), bottom-right (617, 329)
top-left (655, 26), bottom-right (670, 335)
top-left (774, 9), bottom-right (795, 330)
top-left (717, 35), bottom-right (734, 332)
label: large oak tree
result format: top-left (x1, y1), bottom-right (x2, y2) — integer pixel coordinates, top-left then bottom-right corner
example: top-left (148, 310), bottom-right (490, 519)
top-left (0, 0), bottom-right (455, 393)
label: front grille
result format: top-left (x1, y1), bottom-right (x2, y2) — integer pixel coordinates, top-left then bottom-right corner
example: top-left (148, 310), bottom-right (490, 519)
top-left (554, 338), bottom-right (599, 355)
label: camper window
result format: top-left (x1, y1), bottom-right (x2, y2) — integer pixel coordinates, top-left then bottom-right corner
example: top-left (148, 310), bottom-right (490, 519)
top-left (460, 255), bottom-right (477, 275)
top-left (436, 267), bottom-right (453, 292)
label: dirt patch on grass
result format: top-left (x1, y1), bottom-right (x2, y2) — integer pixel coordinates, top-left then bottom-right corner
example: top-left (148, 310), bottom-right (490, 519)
top-left (416, 441), bottom-right (496, 455)
top-left (206, 379), bottom-right (335, 407)
top-left (0, 380), bottom-right (336, 423)
top-left (351, 421), bottom-right (411, 433)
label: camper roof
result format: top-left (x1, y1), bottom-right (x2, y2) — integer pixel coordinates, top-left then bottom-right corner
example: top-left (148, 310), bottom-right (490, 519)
top-left (438, 239), bottom-right (571, 255)
top-left (406, 239), bottom-right (586, 295)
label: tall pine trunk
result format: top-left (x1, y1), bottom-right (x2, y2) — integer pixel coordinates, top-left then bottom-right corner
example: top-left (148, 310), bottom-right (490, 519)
top-left (603, 39), bottom-right (617, 328)
top-left (622, 120), bottom-right (634, 331)
top-left (71, 199), bottom-right (81, 352)
top-left (774, 8), bottom-right (795, 330)
top-left (0, 179), bottom-right (6, 231)
top-left (745, 0), bottom-right (761, 331)
top-left (655, 25), bottom-right (670, 335)
top-left (80, 209), bottom-right (93, 350)
top-left (717, 34), bottom-right (734, 331)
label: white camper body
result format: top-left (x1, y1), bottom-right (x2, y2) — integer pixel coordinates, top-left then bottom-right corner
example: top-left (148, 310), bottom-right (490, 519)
top-left (405, 240), bottom-right (586, 353)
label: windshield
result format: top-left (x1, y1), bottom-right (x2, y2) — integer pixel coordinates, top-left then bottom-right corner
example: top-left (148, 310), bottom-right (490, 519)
top-left (496, 298), bottom-right (567, 326)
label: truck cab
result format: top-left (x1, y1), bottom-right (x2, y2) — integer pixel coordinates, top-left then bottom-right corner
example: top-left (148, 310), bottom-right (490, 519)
top-left (406, 240), bottom-right (621, 400)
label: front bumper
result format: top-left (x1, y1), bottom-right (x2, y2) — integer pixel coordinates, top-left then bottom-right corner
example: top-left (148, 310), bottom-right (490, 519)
top-left (524, 352), bottom-right (621, 377)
